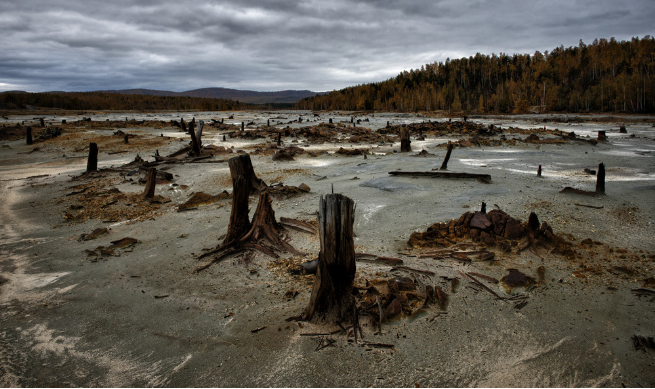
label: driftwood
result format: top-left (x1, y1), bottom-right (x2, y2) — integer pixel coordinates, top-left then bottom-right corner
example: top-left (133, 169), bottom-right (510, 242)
top-left (304, 194), bottom-right (356, 323)
top-left (389, 171), bottom-right (491, 183)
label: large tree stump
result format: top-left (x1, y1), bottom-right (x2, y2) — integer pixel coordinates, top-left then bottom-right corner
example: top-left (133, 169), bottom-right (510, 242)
top-left (87, 142), bottom-right (98, 172)
top-left (596, 163), bottom-right (605, 194)
top-left (223, 174), bottom-right (252, 245)
top-left (400, 125), bottom-right (411, 152)
top-left (227, 154), bottom-right (267, 195)
top-left (143, 167), bottom-right (157, 198)
top-left (303, 194), bottom-right (356, 323)
top-left (598, 131), bottom-right (607, 141)
top-left (440, 142), bottom-right (453, 170)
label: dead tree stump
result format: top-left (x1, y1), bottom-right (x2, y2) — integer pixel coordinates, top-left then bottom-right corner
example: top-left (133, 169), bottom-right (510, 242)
top-left (87, 143), bottom-right (98, 172)
top-left (440, 142), bottom-right (453, 170)
top-left (143, 168), bottom-right (157, 198)
top-left (619, 125), bottom-right (627, 133)
top-left (180, 118), bottom-right (187, 132)
top-left (195, 120), bottom-right (204, 147)
top-left (537, 165), bottom-right (542, 177)
top-left (400, 125), bottom-right (411, 152)
top-left (224, 174), bottom-right (252, 245)
top-left (227, 154), bottom-right (267, 195)
top-left (596, 163), bottom-right (605, 194)
top-left (26, 127), bottom-right (32, 145)
top-left (598, 131), bottom-right (607, 141)
top-left (189, 118), bottom-right (201, 157)
top-left (303, 194), bottom-right (356, 323)
top-left (39, 118), bottom-right (45, 127)
top-left (124, 134), bottom-right (129, 144)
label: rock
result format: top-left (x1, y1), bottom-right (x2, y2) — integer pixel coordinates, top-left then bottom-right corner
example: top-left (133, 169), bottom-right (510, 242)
top-left (298, 183), bottom-right (310, 192)
top-left (488, 209), bottom-right (509, 236)
top-left (470, 211), bottom-right (492, 230)
top-left (499, 269), bottom-right (536, 294)
top-left (389, 277), bottom-right (415, 292)
top-left (504, 218), bottom-right (523, 239)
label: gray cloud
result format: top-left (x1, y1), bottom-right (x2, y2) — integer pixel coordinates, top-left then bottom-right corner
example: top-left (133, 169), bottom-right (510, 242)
top-left (0, 0), bottom-right (652, 93)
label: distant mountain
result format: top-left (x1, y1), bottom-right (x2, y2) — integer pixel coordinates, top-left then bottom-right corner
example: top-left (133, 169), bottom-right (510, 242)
top-left (100, 87), bottom-right (321, 104)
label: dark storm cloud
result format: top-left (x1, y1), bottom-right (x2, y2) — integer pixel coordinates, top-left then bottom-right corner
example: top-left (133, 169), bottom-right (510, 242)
top-left (0, 0), bottom-right (653, 92)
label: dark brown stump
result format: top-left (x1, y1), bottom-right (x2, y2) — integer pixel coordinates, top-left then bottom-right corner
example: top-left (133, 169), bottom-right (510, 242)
top-left (619, 125), bottom-right (627, 134)
top-left (303, 194), bottom-right (356, 323)
top-left (223, 174), bottom-right (252, 245)
top-left (39, 118), bottom-right (45, 127)
top-left (189, 118), bottom-right (201, 156)
top-left (527, 212), bottom-right (540, 233)
top-left (242, 122), bottom-right (245, 131)
top-left (143, 167), bottom-right (157, 198)
top-left (440, 142), bottom-right (453, 170)
top-left (329, 118), bottom-right (333, 124)
top-left (87, 143), bottom-right (98, 172)
top-left (598, 131), bottom-right (607, 141)
top-left (124, 134), bottom-right (129, 144)
top-left (180, 118), bottom-right (187, 132)
top-left (596, 163), bottom-right (605, 194)
top-left (26, 127), bottom-right (32, 145)
top-left (400, 125), bottom-right (411, 152)
top-left (537, 165), bottom-right (542, 177)
top-left (227, 154), bottom-right (267, 195)
top-left (480, 201), bottom-right (486, 214)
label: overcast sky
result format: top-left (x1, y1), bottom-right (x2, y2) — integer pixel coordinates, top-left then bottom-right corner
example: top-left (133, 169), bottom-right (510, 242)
top-left (0, 0), bottom-right (653, 93)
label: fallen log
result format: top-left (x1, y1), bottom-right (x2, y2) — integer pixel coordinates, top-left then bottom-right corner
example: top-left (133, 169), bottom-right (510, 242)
top-left (389, 171), bottom-right (491, 183)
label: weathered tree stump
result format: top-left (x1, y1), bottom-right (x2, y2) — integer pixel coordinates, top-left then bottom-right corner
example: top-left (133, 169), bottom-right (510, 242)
top-left (124, 134), bottom-right (129, 144)
top-left (189, 118), bottom-right (201, 157)
top-left (596, 163), bottom-right (605, 194)
top-left (196, 120), bottom-right (204, 147)
top-left (143, 167), bottom-right (157, 198)
top-left (39, 118), bottom-right (45, 127)
top-left (241, 122), bottom-right (245, 131)
top-left (303, 194), bottom-right (356, 323)
top-left (440, 142), bottom-right (453, 170)
top-left (26, 127), bottom-right (32, 145)
top-left (223, 174), bottom-right (252, 245)
top-left (180, 118), bottom-right (187, 132)
top-left (619, 125), bottom-right (627, 133)
top-left (400, 125), bottom-right (411, 152)
top-left (87, 143), bottom-right (98, 172)
top-left (598, 131), bottom-right (607, 141)
top-left (537, 165), bottom-right (542, 177)
top-left (329, 118), bottom-right (333, 124)
top-left (227, 154), bottom-right (267, 195)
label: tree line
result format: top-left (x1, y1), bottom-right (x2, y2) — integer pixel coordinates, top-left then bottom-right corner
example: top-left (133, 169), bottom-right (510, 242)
top-left (296, 36), bottom-right (655, 114)
top-left (0, 91), bottom-right (294, 111)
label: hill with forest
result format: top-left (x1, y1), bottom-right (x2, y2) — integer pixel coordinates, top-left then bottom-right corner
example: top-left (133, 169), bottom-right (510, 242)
top-left (296, 36), bottom-right (655, 114)
top-left (0, 91), bottom-right (294, 111)
top-left (100, 88), bottom-right (319, 104)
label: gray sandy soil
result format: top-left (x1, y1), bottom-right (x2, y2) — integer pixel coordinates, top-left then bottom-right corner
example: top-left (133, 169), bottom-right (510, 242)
top-left (1, 111), bottom-right (654, 387)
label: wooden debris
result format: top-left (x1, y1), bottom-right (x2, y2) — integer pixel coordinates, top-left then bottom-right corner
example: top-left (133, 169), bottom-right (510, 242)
top-left (574, 203), bottom-right (604, 209)
top-left (389, 171), bottom-right (491, 184)
top-left (251, 326), bottom-right (267, 333)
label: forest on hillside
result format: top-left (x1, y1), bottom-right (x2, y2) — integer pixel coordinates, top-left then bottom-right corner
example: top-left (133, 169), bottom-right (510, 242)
top-left (297, 36), bottom-right (655, 114)
top-left (0, 91), bottom-right (293, 111)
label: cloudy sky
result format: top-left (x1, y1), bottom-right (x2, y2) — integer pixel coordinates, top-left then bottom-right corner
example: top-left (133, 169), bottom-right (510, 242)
top-left (0, 0), bottom-right (653, 93)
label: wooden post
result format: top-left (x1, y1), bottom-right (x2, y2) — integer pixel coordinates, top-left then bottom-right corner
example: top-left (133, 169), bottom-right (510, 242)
top-left (267, 119), bottom-right (270, 126)
top-left (440, 142), bottom-right (453, 170)
top-left (124, 134), bottom-right (129, 144)
top-left (227, 154), bottom-right (267, 195)
top-left (242, 122), bottom-right (245, 131)
top-left (26, 127), bottom-right (32, 145)
top-left (400, 124), bottom-right (411, 152)
top-left (223, 174), bottom-right (252, 245)
top-left (596, 163), bottom-right (605, 194)
top-left (386, 121), bottom-right (389, 127)
top-left (143, 168), bottom-right (157, 198)
top-left (537, 165), bottom-right (542, 177)
top-left (598, 131), bottom-right (607, 141)
top-left (39, 118), bottom-right (45, 127)
top-left (329, 118), bottom-right (332, 124)
top-left (277, 132), bottom-right (282, 146)
top-left (304, 194), bottom-right (356, 323)
top-left (87, 142), bottom-right (98, 172)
